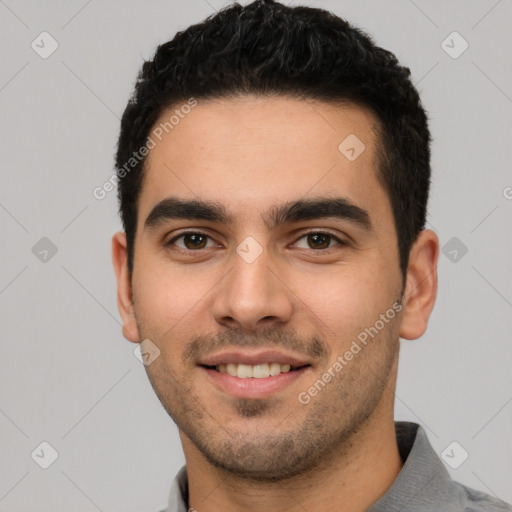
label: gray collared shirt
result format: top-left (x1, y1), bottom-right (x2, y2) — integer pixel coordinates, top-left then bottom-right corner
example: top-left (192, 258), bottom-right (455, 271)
top-left (160, 421), bottom-right (512, 511)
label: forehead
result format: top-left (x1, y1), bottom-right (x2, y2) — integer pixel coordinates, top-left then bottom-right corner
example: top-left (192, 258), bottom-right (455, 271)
top-left (138, 96), bottom-right (393, 234)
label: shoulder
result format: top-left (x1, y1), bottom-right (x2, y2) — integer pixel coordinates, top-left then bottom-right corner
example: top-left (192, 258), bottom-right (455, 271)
top-left (453, 481), bottom-right (512, 511)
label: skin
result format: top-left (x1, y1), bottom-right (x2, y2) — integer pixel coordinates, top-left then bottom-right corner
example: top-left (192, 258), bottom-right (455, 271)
top-left (112, 96), bottom-right (439, 512)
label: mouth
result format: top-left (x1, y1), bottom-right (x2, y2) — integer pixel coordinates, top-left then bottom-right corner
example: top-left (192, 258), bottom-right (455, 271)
top-left (201, 362), bottom-right (311, 379)
top-left (197, 349), bottom-right (314, 398)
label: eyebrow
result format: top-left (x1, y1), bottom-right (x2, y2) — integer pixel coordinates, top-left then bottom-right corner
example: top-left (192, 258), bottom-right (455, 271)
top-left (144, 196), bottom-right (374, 233)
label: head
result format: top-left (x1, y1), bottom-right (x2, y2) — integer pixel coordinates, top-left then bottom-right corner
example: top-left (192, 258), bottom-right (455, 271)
top-left (113, 0), bottom-right (438, 481)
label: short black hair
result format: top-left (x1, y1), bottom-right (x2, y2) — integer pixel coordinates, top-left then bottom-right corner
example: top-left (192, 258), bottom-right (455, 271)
top-left (115, 0), bottom-right (432, 284)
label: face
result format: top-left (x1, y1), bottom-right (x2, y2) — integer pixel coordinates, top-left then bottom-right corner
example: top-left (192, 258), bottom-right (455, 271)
top-left (113, 96), bottom-right (431, 481)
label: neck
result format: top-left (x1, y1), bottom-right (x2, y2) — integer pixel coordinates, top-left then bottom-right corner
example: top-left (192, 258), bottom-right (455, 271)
top-left (182, 407), bottom-right (402, 512)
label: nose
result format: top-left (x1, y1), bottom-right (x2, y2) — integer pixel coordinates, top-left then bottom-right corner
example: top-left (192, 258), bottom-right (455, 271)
top-left (211, 243), bottom-right (294, 332)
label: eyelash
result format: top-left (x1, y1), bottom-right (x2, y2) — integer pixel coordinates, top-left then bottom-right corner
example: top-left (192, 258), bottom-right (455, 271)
top-left (164, 230), bottom-right (347, 254)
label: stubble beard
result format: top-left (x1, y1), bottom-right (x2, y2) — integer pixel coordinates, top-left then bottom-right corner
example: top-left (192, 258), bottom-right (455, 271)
top-left (144, 326), bottom-right (400, 483)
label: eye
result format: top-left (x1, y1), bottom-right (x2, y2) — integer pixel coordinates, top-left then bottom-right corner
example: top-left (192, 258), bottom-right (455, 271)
top-left (164, 230), bottom-right (346, 253)
top-left (167, 232), bottom-right (216, 251)
top-left (293, 232), bottom-right (345, 250)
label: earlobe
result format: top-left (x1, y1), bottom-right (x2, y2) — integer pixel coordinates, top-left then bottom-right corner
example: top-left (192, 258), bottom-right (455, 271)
top-left (399, 229), bottom-right (439, 341)
top-left (112, 231), bottom-right (140, 343)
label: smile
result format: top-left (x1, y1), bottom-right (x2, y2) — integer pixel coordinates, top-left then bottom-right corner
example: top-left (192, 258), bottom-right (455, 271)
top-left (200, 364), bottom-right (311, 399)
top-left (210, 362), bottom-right (307, 378)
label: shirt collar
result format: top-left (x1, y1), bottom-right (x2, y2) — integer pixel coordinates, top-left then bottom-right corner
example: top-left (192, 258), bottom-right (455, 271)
top-left (164, 421), bottom-right (456, 512)
top-left (368, 421), bottom-right (459, 511)
top-left (165, 464), bottom-right (189, 512)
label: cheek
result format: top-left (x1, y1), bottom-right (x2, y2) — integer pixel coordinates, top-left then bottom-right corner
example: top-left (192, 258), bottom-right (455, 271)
top-left (133, 262), bottom-right (202, 335)
top-left (292, 267), bottom-right (388, 342)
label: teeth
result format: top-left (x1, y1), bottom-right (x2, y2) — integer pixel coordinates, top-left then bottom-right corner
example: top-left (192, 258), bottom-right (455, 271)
top-left (237, 364), bottom-right (253, 378)
top-left (252, 363), bottom-right (270, 378)
top-left (269, 362), bottom-right (282, 376)
top-left (215, 363), bottom-right (295, 378)
top-left (226, 363), bottom-right (238, 376)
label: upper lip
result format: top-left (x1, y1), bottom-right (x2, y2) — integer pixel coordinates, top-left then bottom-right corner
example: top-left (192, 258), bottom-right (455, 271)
top-left (198, 350), bottom-right (311, 367)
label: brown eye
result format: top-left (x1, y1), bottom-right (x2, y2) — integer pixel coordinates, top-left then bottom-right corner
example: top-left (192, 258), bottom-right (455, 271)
top-left (307, 233), bottom-right (331, 249)
top-left (294, 232), bottom-right (342, 250)
top-left (168, 232), bottom-right (214, 250)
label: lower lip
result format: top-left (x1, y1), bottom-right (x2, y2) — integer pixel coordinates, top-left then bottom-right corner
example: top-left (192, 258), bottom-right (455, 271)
top-left (200, 366), bottom-right (310, 399)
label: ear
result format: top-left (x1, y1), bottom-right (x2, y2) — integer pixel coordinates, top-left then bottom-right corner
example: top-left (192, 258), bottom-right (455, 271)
top-left (112, 231), bottom-right (140, 343)
top-left (399, 229), bottom-right (439, 340)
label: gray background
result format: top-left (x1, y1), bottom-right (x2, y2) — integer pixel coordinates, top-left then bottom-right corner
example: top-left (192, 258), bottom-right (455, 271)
top-left (1, 0), bottom-right (511, 510)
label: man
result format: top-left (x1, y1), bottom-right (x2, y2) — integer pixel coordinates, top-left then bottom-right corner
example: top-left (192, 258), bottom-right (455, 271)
top-left (112, 1), bottom-right (512, 511)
